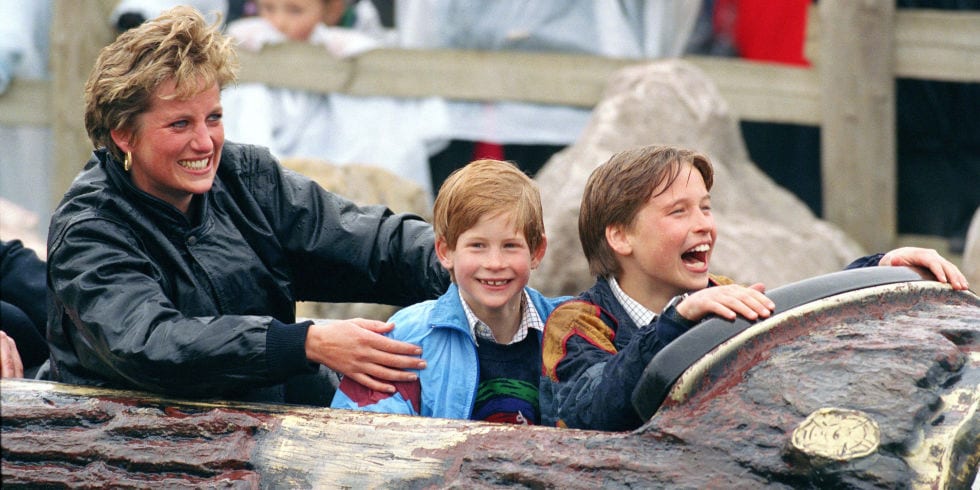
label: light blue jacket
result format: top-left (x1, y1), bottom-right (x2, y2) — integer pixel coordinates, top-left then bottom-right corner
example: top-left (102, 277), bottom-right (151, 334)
top-left (330, 283), bottom-right (569, 419)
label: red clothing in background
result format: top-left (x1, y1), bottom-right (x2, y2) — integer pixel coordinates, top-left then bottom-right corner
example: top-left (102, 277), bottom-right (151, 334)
top-left (717, 0), bottom-right (812, 66)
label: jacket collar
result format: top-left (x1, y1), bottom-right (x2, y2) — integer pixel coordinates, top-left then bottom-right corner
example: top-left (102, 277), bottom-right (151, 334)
top-left (99, 148), bottom-right (211, 231)
top-left (427, 283), bottom-right (477, 341)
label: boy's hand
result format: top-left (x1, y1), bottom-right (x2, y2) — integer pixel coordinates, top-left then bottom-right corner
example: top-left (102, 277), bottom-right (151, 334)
top-left (674, 283), bottom-right (774, 323)
top-left (879, 247), bottom-right (969, 290)
top-left (305, 319), bottom-right (426, 394)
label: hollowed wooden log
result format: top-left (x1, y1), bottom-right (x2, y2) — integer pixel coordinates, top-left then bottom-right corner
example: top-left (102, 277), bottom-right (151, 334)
top-left (3, 274), bottom-right (978, 488)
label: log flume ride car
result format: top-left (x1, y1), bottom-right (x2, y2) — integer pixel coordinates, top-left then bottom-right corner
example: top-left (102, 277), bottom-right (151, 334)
top-left (2, 268), bottom-right (978, 488)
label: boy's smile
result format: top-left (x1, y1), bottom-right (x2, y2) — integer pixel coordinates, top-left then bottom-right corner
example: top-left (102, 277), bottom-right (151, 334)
top-left (437, 212), bottom-right (546, 339)
top-left (610, 162), bottom-right (716, 312)
top-left (682, 242), bottom-right (711, 271)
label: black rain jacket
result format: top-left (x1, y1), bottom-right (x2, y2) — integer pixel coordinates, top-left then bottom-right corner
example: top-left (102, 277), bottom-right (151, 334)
top-left (47, 142), bottom-right (449, 403)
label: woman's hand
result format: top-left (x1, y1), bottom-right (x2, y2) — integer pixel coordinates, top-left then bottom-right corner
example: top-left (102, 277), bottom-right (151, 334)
top-left (1, 331), bottom-right (24, 379)
top-left (305, 319), bottom-right (426, 394)
top-left (879, 247), bottom-right (969, 290)
top-left (675, 283), bottom-right (774, 323)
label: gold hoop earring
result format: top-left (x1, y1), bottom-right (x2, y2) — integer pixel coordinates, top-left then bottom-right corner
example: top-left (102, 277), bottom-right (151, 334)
top-left (124, 151), bottom-right (132, 172)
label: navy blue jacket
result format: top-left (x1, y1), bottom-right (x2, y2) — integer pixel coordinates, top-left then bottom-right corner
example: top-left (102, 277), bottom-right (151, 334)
top-left (540, 275), bottom-right (729, 431)
top-left (540, 254), bottom-right (883, 432)
top-left (1, 239), bottom-right (49, 369)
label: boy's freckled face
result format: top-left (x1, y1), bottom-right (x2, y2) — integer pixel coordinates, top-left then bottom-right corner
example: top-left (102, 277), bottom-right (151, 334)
top-left (437, 213), bottom-right (543, 321)
top-left (617, 163), bottom-right (716, 300)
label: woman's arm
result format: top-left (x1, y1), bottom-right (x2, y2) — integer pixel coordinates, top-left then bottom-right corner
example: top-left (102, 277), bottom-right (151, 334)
top-left (48, 219), bottom-right (310, 397)
top-left (244, 151), bottom-right (450, 305)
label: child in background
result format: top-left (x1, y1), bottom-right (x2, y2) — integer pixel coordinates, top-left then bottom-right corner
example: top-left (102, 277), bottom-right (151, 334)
top-left (227, 0), bottom-right (377, 56)
top-left (0, 0), bottom-right (54, 240)
top-left (331, 160), bottom-right (569, 424)
top-left (540, 144), bottom-right (970, 432)
top-left (222, 0), bottom-right (448, 197)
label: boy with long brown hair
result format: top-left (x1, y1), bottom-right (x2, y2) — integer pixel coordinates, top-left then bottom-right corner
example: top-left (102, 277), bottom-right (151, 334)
top-left (541, 144), bottom-right (968, 431)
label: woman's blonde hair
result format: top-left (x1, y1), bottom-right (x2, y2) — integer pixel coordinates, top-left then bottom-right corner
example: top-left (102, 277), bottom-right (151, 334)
top-left (84, 6), bottom-right (238, 162)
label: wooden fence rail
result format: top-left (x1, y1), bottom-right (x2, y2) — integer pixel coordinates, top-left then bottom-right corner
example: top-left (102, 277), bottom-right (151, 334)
top-left (1, 1), bottom-right (978, 251)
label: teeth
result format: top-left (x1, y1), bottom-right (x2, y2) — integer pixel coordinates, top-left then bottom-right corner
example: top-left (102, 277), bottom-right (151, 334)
top-left (688, 243), bottom-right (710, 253)
top-left (482, 280), bottom-right (508, 286)
top-left (179, 158), bottom-right (209, 170)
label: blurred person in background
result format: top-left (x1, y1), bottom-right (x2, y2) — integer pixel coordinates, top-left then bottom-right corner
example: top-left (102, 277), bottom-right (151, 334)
top-left (0, 0), bottom-right (54, 241)
top-left (222, 0), bottom-right (449, 197)
top-left (396, 0), bottom-right (702, 192)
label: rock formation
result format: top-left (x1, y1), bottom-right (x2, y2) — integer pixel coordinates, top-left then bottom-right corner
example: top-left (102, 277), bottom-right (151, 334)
top-left (532, 60), bottom-right (865, 297)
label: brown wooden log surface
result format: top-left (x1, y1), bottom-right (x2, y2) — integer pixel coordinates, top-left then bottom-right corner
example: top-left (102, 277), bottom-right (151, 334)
top-left (2, 282), bottom-right (978, 488)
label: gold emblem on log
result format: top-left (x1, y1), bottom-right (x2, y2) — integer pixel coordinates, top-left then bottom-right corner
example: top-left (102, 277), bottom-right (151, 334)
top-left (791, 408), bottom-right (880, 461)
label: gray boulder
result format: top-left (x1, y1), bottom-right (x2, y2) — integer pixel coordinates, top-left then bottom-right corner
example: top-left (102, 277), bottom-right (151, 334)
top-left (532, 59), bottom-right (865, 297)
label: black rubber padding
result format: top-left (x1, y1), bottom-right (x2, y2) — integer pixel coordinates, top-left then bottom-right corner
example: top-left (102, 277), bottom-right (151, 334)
top-left (631, 266), bottom-right (925, 422)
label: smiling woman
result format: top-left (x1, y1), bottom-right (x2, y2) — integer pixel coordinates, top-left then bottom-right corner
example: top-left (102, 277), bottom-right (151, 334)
top-left (110, 80), bottom-right (223, 214)
top-left (45, 6), bottom-right (450, 405)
